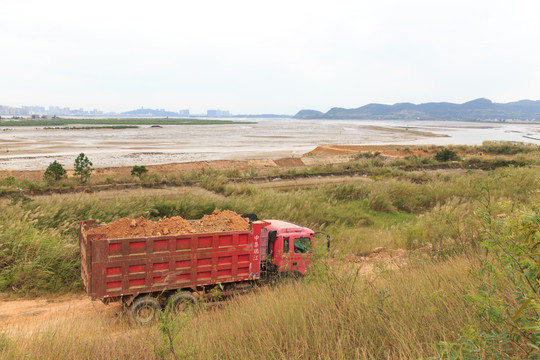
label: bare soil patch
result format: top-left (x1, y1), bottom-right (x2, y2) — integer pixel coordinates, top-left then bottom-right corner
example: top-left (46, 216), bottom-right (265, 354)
top-left (273, 158), bottom-right (305, 167)
top-left (308, 144), bottom-right (432, 157)
top-left (0, 294), bottom-right (119, 336)
top-left (340, 245), bottom-right (432, 276)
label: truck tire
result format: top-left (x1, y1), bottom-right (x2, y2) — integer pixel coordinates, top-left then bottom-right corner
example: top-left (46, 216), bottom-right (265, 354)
top-left (168, 291), bottom-right (196, 314)
top-left (129, 296), bottom-right (161, 326)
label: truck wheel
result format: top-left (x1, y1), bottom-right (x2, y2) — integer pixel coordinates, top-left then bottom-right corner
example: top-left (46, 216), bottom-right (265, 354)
top-left (168, 291), bottom-right (196, 314)
top-left (129, 296), bottom-right (161, 326)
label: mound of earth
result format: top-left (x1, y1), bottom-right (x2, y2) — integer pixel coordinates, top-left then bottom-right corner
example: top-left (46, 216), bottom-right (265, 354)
top-left (192, 210), bottom-right (250, 233)
top-left (86, 210), bottom-right (250, 238)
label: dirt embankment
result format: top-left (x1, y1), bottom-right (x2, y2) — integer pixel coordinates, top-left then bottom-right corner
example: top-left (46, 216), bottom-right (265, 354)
top-left (0, 158), bottom-right (289, 181)
top-left (308, 144), bottom-right (430, 157)
top-left (85, 210), bottom-right (250, 239)
top-left (307, 144), bottom-right (494, 159)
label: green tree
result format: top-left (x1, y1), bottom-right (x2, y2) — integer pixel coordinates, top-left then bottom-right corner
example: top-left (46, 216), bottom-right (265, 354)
top-left (74, 153), bottom-right (93, 184)
top-left (43, 161), bottom-right (66, 182)
top-left (435, 148), bottom-right (459, 162)
top-left (131, 165), bottom-right (148, 179)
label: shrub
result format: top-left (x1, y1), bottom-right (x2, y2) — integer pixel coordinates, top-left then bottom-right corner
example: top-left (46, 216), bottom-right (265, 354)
top-left (368, 189), bottom-right (397, 213)
top-left (43, 161), bottom-right (66, 182)
top-left (130, 165), bottom-right (148, 179)
top-left (437, 206), bottom-right (540, 358)
top-left (0, 176), bottom-right (17, 187)
top-left (435, 148), bottom-right (459, 162)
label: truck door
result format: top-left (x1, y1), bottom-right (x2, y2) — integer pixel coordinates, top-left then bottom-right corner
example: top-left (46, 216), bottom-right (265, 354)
top-left (272, 236), bottom-right (291, 272)
top-left (273, 235), bottom-right (313, 274)
top-left (290, 236), bottom-right (313, 275)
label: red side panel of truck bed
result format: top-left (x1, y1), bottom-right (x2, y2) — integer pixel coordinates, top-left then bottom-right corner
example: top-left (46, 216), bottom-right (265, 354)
top-left (79, 220), bottom-right (264, 300)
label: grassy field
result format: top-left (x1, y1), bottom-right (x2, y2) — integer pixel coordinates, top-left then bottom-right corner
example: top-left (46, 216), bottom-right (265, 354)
top-left (0, 142), bottom-right (539, 359)
top-left (0, 118), bottom-right (254, 127)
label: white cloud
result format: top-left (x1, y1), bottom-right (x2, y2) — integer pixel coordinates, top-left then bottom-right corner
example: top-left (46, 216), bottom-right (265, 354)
top-left (1, 0), bottom-right (539, 113)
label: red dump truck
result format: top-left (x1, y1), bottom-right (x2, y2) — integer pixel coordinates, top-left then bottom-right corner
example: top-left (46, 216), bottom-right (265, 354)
top-left (79, 217), bottom-right (318, 324)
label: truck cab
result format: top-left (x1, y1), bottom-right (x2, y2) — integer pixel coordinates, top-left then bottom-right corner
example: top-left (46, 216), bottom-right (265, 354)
top-left (261, 220), bottom-right (314, 277)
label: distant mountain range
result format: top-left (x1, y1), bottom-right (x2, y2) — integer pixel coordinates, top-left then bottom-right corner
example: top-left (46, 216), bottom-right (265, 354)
top-left (294, 98), bottom-right (540, 121)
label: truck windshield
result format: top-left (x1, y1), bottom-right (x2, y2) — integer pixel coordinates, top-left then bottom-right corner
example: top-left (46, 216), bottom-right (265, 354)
top-left (294, 237), bottom-right (312, 254)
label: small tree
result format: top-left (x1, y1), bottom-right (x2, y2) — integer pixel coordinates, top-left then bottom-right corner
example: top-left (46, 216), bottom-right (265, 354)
top-left (43, 161), bottom-right (66, 182)
top-left (74, 153), bottom-right (93, 184)
top-left (435, 148), bottom-right (459, 162)
top-left (131, 165), bottom-right (148, 179)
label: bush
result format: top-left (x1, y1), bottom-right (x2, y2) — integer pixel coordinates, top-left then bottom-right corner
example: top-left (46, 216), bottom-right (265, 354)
top-left (130, 165), bottom-right (148, 179)
top-left (368, 189), bottom-right (397, 213)
top-left (0, 176), bottom-right (17, 187)
top-left (437, 206), bottom-right (540, 358)
top-left (435, 148), bottom-right (459, 162)
top-left (43, 161), bottom-right (66, 182)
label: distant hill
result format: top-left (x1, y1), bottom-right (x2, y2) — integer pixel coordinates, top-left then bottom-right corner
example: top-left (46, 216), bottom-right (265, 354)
top-left (294, 99), bottom-right (540, 121)
top-left (293, 109), bottom-right (325, 118)
top-left (121, 108), bottom-right (181, 117)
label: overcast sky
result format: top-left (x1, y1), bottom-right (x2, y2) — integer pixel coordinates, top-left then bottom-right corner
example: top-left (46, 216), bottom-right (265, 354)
top-left (1, 0), bottom-right (539, 114)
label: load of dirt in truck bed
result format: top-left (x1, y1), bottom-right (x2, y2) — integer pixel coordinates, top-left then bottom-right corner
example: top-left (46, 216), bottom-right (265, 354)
top-left (85, 210), bottom-right (250, 238)
top-left (191, 210), bottom-right (250, 233)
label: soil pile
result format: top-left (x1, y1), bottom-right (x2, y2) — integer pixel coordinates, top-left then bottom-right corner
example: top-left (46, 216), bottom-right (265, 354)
top-left (86, 216), bottom-right (194, 238)
top-left (86, 210), bottom-right (250, 239)
top-left (192, 210), bottom-right (250, 233)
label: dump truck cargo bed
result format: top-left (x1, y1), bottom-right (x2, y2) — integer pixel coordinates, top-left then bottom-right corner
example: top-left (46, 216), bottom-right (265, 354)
top-left (79, 220), bottom-right (265, 301)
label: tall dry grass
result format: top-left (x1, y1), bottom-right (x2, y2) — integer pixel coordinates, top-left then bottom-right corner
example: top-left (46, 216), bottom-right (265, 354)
top-left (1, 166), bottom-right (538, 295)
top-left (0, 256), bottom-right (514, 359)
top-left (0, 155), bottom-right (538, 359)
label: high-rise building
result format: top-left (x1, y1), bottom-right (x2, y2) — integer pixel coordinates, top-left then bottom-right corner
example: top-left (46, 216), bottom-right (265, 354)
top-left (206, 109), bottom-right (230, 117)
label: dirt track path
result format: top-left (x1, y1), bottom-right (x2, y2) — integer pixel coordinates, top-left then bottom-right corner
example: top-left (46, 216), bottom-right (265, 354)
top-left (0, 295), bottom-right (122, 337)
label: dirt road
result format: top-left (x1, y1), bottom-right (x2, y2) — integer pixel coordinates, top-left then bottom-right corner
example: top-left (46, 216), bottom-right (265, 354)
top-left (0, 295), bottom-right (122, 337)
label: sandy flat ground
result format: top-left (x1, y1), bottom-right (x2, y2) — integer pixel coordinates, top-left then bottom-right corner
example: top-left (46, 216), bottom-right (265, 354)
top-left (0, 119), bottom-right (538, 170)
